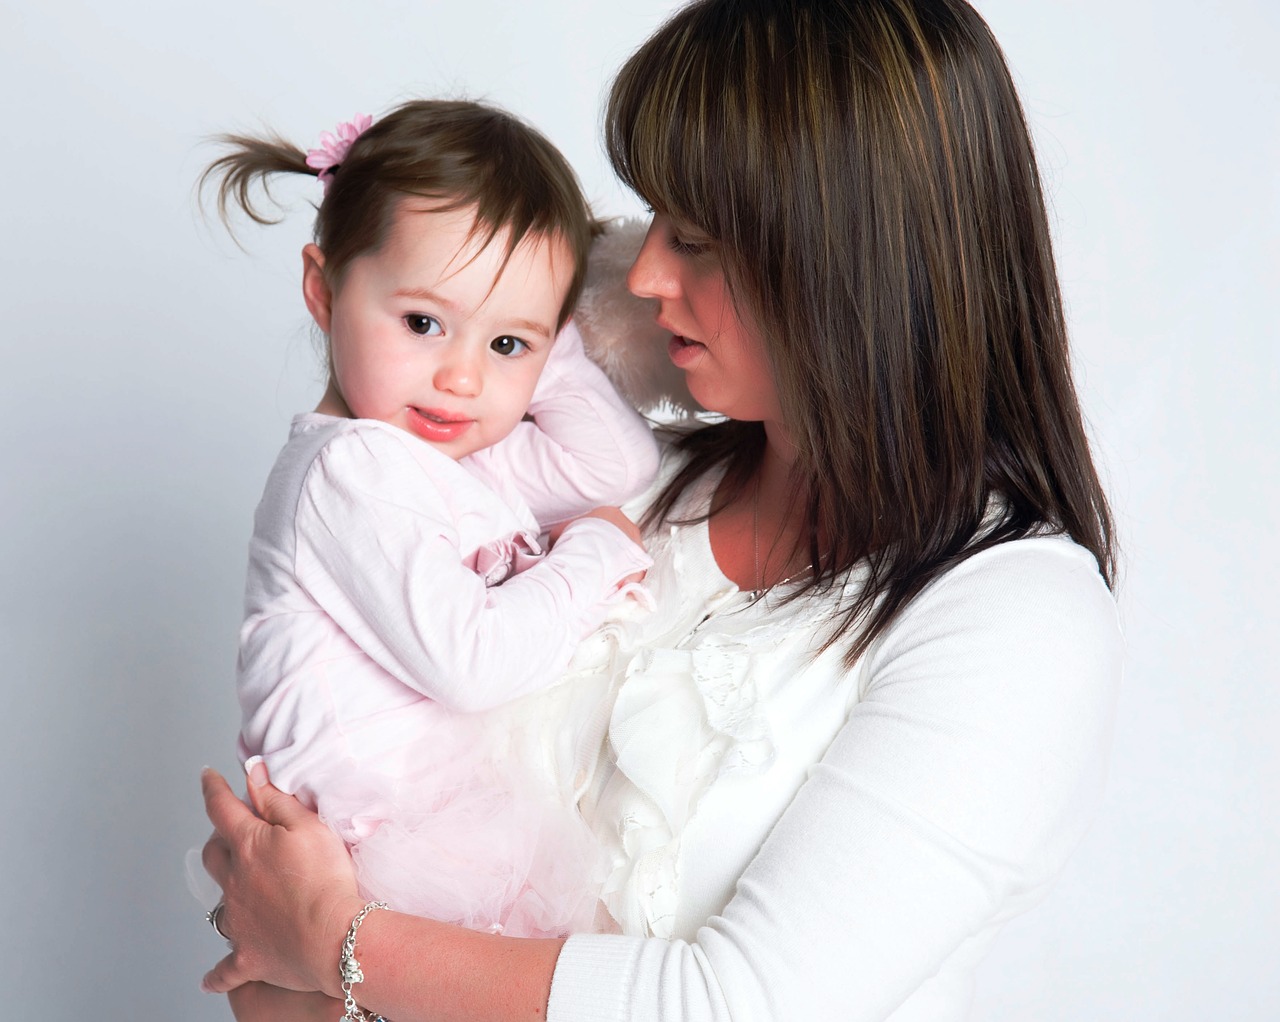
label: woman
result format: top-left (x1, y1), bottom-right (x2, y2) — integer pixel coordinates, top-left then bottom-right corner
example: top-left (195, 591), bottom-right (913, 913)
top-left (200, 0), bottom-right (1122, 1019)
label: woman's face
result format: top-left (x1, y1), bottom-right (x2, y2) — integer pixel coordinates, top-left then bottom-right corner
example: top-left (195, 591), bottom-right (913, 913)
top-left (628, 214), bottom-right (783, 426)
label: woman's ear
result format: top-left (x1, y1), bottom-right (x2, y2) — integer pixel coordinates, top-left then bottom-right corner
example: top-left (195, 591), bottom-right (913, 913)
top-left (301, 244), bottom-right (332, 333)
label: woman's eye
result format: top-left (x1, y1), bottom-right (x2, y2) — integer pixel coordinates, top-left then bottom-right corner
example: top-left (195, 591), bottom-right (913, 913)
top-left (668, 236), bottom-right (710, 257)
top-left (490, 336), bottom-right (529, 357)
top-left (404, 314), bottom-right (442, 336)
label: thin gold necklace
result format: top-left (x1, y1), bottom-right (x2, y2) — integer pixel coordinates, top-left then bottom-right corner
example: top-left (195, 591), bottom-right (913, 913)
top-left (750, 472), bottom-right (811, 599)
top-left (752, 476), bottom-right (763, 597)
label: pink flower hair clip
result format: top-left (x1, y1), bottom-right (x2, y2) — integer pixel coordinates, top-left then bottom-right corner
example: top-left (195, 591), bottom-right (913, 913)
top-left (305, 113), bottom-right (374, 194)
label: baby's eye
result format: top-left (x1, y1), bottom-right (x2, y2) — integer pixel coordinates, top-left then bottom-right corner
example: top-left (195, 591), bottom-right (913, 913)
top-left (404, 314), bottom-right (443, 336)
top-left (490, 336), bottom-right (529, 357)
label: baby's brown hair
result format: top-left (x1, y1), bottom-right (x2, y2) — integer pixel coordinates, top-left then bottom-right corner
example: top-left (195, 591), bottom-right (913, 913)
top-left (202, 99), bottom-right (595, 327)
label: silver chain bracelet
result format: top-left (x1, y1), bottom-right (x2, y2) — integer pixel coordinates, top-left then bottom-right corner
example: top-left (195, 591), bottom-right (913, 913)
top-left (339, 900), bottom-right (389, 1022)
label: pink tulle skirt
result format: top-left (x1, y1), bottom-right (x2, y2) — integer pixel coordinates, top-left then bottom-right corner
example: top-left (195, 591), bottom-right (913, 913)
top-left (310, 712), bottom-right (603, 939)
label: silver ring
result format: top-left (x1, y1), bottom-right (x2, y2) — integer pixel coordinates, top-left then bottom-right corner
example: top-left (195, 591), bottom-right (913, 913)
top-left (206, 902), bottom-right (231, 942)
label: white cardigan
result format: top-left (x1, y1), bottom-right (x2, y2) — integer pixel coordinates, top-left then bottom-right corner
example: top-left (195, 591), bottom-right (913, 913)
top-left (546, 470), bottom-right (1123, 1022)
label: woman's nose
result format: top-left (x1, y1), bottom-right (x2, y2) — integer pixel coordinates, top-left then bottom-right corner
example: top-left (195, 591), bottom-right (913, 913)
top-left (433, 345), bottom-right (483, 397)
top-left (627, 220), bottom-right (680, 301)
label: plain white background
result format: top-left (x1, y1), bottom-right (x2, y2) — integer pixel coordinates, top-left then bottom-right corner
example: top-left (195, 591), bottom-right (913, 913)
top-left (1, 1), bottom-right (1275, 1018)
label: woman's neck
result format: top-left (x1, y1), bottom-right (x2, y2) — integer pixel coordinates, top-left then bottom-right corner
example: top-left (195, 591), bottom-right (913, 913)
top-left (708, 421), bottom-right (810, 592)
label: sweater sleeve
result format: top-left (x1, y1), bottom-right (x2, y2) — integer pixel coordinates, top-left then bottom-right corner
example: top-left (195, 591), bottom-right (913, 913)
top-left (548, 540), bottom-right (1122, 1022)
top-left (291, 425), bottom-right (652, 713)
top-left (469, 320), bottom-right (661, 527)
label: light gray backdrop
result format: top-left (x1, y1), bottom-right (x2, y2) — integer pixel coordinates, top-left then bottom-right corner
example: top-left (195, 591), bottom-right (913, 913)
top-left (1, 1), bottom-right (1275, 1018)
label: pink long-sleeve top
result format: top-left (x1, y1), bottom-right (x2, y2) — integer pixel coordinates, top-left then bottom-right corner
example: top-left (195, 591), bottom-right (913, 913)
top-left (236, 322), bottom-right (659, 806)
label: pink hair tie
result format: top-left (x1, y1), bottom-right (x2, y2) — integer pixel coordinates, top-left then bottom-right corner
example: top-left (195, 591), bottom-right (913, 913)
top-left (305, 113), bottom-right (374, 194)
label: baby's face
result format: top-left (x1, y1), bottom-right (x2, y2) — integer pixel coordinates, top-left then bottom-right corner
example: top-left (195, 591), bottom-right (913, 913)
top-left (318, 201), bottom-right (571, 459)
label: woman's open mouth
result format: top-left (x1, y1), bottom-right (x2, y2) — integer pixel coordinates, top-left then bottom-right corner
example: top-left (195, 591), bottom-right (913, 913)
top-left (667, 334), bottom-right (707, 369)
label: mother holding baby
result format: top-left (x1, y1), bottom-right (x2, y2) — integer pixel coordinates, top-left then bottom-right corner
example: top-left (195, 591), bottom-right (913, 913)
top-left (200, 0), bottom-right (1122, 1019)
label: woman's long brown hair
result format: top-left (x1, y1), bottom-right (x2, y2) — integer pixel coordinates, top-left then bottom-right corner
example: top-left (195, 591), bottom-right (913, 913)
top-left (609, 0), bottom-right (1116, 665)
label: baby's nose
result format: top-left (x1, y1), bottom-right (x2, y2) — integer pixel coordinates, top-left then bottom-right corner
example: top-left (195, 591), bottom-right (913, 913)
top-left (434, 347), bottom-right (483, 397)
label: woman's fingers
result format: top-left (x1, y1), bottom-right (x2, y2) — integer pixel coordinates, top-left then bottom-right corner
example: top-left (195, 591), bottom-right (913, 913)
top-left (203, 761), bottom-right (307, 839)
top-left (242, 756), bottom-right (312, 828)
top-left (201, 949), bottom-right (251, 994)
top-left (201, 832), bottom-right (232, 887)
top-left (226, 982), bottom-right (344, 1021)
top-left (202, 767), bottom-right (260, 843)
top-left (195, 763), bottom-right (362, 995)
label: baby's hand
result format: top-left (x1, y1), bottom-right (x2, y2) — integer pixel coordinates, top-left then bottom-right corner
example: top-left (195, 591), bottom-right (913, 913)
top-left (560, 507), bottom-right (646, 586)
top-left (578, 506), bottom-right (643, 548)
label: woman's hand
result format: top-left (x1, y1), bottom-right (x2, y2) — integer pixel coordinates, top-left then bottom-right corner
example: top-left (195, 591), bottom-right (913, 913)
top-left (228, 982), bottom-right (344, 1022)
top-left (203, 764), bottom-right (566, 1022)
top-left (199, 761), bottom-right (366, 998)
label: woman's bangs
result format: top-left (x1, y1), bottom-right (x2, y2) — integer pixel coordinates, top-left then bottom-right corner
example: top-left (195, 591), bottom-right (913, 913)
top-left (606, 8), bottom-right (726, 236)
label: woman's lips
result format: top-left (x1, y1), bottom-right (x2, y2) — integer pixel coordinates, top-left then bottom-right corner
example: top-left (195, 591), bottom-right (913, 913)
top-left (406, 406), bottom-right (474, 443)
top-left (667, 334), bottom-right (707, 369)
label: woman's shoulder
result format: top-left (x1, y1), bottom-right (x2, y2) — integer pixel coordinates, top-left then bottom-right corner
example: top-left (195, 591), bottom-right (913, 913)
top-left (884, 534), bottom-right (1120, 652)
top-left (920, 533), bottom-right (1116, 620)
top-left (862, 533), bottom-right (1123, 716)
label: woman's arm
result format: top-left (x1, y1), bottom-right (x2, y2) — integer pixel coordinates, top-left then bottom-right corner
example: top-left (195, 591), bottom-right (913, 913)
top-left (201, 764), bottom-right (563, 1022)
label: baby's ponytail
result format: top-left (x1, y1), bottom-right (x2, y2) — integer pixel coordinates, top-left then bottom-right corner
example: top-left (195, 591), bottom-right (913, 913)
top-left (200, 132), bottom-right (317, 227)
top-left (198, 100), bottom-right (595, 325)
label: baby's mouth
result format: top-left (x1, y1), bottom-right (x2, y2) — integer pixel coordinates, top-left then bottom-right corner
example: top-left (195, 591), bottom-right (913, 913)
top-left (406, 406), bottom-right (475, 444)
top-left (414, 407), bottom-right (470, 423)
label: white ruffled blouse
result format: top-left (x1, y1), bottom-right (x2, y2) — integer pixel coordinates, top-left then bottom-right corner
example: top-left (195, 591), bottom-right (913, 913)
top-left (570, 469), bottom-right (864, 941)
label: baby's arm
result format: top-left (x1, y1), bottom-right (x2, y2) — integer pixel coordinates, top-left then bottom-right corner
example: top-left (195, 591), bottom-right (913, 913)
top-left (293, 425), bottom-right (651, 713)
top-left (471, 320), bottom-right (660, 527)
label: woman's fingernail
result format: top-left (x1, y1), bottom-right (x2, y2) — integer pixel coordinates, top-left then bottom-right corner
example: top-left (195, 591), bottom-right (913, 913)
top-left (245, 755), bottom-right (267, 788)
top-left (200, 976), bottom-right (214, 993)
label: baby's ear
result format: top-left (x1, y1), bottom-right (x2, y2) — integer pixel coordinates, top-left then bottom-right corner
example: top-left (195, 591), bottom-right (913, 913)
top-left (300, 244), bottom-right (333, 334)
top-left (575, 218), bottom-right (701, 419)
